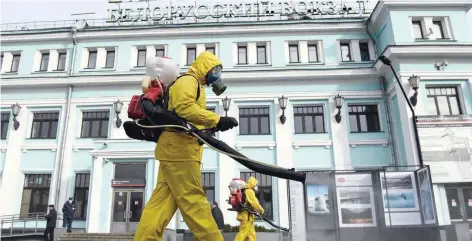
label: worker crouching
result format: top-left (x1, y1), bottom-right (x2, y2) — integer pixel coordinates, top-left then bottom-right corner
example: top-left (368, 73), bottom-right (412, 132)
top-left (234, 176), bottom-right (265, 241)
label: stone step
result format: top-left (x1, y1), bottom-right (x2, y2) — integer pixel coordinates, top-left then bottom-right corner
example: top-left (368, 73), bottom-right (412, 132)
top-left (58, 233), bottom-right (135, 241)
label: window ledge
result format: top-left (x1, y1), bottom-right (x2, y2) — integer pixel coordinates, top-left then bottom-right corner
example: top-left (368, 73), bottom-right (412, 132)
top-left (349, 131), bottom-right (385, 133)
top-left (414, 38), bottom-right (457, 42)
top-left (80, 68), bottom-right (116, 73)
top-left (339, 61), bottom-right (373, 65)
top-left (130, 67), bottom-right (145, 71)
top-left (349, 139), bottom-right (389, 147)
top-left (287, 62), bottom-right (324, 66)
top-left (234, 63), bottom-right (272, 67)
top-left (32, 70), bottom-right (49, 74)
top-left (1, 71), bottom-right (19, 75)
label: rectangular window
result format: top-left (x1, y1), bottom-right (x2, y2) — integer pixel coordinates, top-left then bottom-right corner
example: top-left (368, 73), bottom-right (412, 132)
top-left (73, 173), bottom-right (90, 219)
top-left (206, 107), bottom-right (216, 136)
top-left (240, 172), bottom-right (273, 220)
top-left (257, 45), bottom-right (267, 64)
top-left (31, 112), bottom-right (60, 139)
top-left (348, 105), bottom-right (381, 133)
top-left (206, 47), bottom-right (215, 55)
top-left (1, 112), bottom-right (10, 140)
top-left (432, 21), bottom-right (445, 39)
top-left (307, 44), bottom-right (318, 62)
top-left (202, 172), bottom-right (216, 202)
top-left (239, 107), bottom-right (270, 135)
top-left (426, 87), bottom-right (462, 116)
top-left (186, 48), bottom-right (196, 66)
top-left (412, 21), bottom-right (424, 39)
top-left (81, 111), bottom-right (110, 138)
top-left (40, 53), bottom-right (49, 71)
top-left (359, 42), bottom-right (371, 61)
top-left (289, 45), bottom-right (299, 63)
top-left (1, 54), bottom-right (3, 69)
top-left (137, 49), bottom-right (146, 67)
top-left (57, 53), bottom-right (67, 71)
top-left (294, 105), bottom-right (325, 133)
top-left (238, 46), bottom-right (247, 64)
top-left (87, 51), bottom-right (97, 69)
top-left (156, 49), bottom-right (165, 57)
top-left (20, 174), bottom-right (51, 217)
top-left (105, 51), bottom-right (115, 68)
top-left (11, 54), bottom-right (21, 72)
top-left (340, 43), bottom-right (351, 62)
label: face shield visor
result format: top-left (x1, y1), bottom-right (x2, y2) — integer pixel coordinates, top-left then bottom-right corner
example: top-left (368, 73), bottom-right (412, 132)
top-left (206, 65), bottom-right (226, 96)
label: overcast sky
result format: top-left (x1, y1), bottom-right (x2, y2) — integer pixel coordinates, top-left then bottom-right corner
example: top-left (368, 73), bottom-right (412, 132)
top-left (1, 0), bottom-right (471, 26)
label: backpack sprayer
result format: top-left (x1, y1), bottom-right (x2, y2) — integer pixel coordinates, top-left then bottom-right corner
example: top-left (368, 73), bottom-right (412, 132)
top-left (123, 56), bottom-right (305, 232)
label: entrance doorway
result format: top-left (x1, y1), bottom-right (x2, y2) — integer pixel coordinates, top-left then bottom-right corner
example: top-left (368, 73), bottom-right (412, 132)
top-left (445, 185), bottom-right (472, 224)
top-left (111, 190), bottom-right (145, 233)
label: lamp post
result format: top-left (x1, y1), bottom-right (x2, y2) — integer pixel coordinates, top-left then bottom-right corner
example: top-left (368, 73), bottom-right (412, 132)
top-left (113, 100), bottom-right (123, 128)
top-left (11, 103), bottom-right (21, 130)
top-left (408, 75), bottom-right (420, 107)
top-left (379, 55), bottom-right (424, 167)
top-left (278, 95), bottom-right (288, 124)
top-left (333, 94), bottom-right (344, 123)
top-left (222, 96), bottom-right (231, 117)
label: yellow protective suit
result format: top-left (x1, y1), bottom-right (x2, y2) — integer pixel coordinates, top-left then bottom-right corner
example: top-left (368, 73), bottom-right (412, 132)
top-left (234, 176), bottom-right (265, 241)
top-left (134, 51), bottom-right (224, 241)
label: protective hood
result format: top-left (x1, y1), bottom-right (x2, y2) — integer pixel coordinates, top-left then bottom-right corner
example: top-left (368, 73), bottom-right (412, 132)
top-left (244, 176), bottom-right (258, 189)
top-left (187, 51), bottom-right (222, 85)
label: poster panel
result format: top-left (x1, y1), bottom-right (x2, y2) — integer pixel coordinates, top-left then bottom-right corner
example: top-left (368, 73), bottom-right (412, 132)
top-left (417, 168), bottom-right (436, 224)
top-left (335, 173), bottom-right (376, 228)
top-left (416, 115), bottom-right (472, 183)
top-left (288, 180), bottom-right (307, 241)
top-left (380, 172), bottom-right (419, 212)
top-left (304, 173), bottom-right (336, 231)
top-left (384, 212), bottom-right (422, 226)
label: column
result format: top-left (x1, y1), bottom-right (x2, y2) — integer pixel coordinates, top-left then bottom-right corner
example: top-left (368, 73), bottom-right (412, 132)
top-left (275, 100), bottom-right (294, 228)
top-left (0, 106), bottom-right (28, 216)
top-left (180, 45), bottom-right (187, 67)
top-left (48, 50), bottom-right (59, 72)
top-left (299, 41), bottom-right (309, 63)
top-left (218, 101), bottom-right (238, 226)
top-left (329, 98), bottom-right (352, 169)
top-left (32, 50), bottom-right (42, 72)
top-left (284, 42), bottom-right (290, 64)
top-left (86, 157), bottom-right (104, 233)
top-left (247, 42), bottom-right (257, 65)
top-left (196, 44), bottom-right (206, 56)
top-left (1, 52), bottom-right (13, 73)
top-left (96, 48), bottom-right (107, 69)
top-left (265, 41), bottom-right (272, 65)
top-left (130, 46), bottom-right (138, 68)
top-left (232, 43), bottom-right (238, 65)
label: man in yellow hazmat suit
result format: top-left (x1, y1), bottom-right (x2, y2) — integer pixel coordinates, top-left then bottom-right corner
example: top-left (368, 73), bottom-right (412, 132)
top-left (134, 51), bottom-right (238, 241)
top-left (234, 176), bottom-right (265, 241)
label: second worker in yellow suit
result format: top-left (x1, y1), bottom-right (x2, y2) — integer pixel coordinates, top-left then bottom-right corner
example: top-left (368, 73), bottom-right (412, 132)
top-left (134, 51), bottom-right (238, 241)
top-left (234, 176), bottom-right (265, 241)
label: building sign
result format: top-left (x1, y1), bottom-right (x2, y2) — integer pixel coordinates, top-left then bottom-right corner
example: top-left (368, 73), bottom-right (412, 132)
top-left (107, 0), bottom-right (370, 23)
top-left (288, 180), bottom-right (306, 241)
top-left (416, 115), bottom-right (472, 183)
top-left (111, 178), bottom-right (146, 187)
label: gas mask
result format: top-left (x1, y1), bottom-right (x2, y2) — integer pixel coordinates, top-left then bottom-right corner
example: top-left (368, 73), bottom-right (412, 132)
top-left (206, 65), bottom-right (226, 96)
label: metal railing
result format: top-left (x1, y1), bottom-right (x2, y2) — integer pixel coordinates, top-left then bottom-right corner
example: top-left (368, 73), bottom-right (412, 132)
top-left (0, 212), bottom-right (65, 238)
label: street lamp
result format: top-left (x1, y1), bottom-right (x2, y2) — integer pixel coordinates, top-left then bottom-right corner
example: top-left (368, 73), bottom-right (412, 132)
top-left (11, 103), bottom-right (21, 130)
top-left (333, 94), bottom-right (344, 123)
top-left (222, 96), bottom-right (231, 117)
top-left (379, 55), bottom-right (424, 167)
top-left (113, 100), bottom-right (123, 128)
top-left (278, 95), bottom-right (288, 124)
top-left (408, 75), bottom-right (420, 107)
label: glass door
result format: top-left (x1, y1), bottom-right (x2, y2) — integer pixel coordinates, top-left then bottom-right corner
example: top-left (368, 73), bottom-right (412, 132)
top-left (461, 188), bottom-right (472, 222)
top-left (127, 191), bottom-right (144, 233)
top-left (110, 190), bottom-right (144, 233)
top-left (446, 188), bottom-right (464, 222)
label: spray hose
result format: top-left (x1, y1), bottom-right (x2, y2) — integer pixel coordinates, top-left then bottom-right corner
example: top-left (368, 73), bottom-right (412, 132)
top-left (241, 206), bottom-right (290, 232)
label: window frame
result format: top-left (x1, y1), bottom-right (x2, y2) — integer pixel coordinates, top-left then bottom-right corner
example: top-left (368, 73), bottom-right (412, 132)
top-left (105, 50), bottom-right (115, 68)
top-left (288, 44), bottom-right (300, 63)
top-left (87, 51), bottom-right (97, 69)
top-left (1, 54), bottom-right (3, 69)
top-left (348, 104), bottom-right (381, 133)
top-left (293, 105), bottom-right (326, 134)
top-left (426, 86), bottom-right (463, 116)
top-left (137, 49), bottom-right (146, 67)
top-left (186, 47), bottom-right (197, 66)
top-left (201, 172), bottom-right (216, 203)
top-left (237, 46), bottom-right (248, 65)
top-left (340, 43), bottom-right (352, 62)
top-left (256, 45), bottom-right (267, 64)
top-left (20, 174), bottom-right (52, 218)
top-left (238, 106), bottom-right (271, 135)
top-left (432, 21), bottom-right (445, 39)
top-left (11, 54), bottom-right (21, 72)
top-left (80, 111), bottom-right (110, 138)
top-left (156, 48), bottom-right (165, 57)
top-left (359, 42), bottom-right (371, 62)
top-left (1, 112), bottom-right (10, 140)
top-left (73, 173), bottom-right (90, 220)
top-left (39, 53), bottom-right (49, 72)
top-left (307, 44), bottom-right (319, 63)
top-left (30, 112), bottom-right (60, 139)
top-left (206, 47), bottom-right (215, 55)
top-left (412, 20), bottom-right (424, 39)
top-left (57, 52), bottom-right (67, 71)
top-left (240, 172), bottom-right (274, 220)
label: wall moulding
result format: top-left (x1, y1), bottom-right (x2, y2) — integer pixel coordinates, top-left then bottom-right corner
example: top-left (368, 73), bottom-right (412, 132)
top-left (235, 141), bottom-right (276, 150)
top-left (292, 140), bottom-right (333, 149)
top-left (349, 139), bottom-right (390, 148)
top-left (21, 145), bottom-right (58, 152)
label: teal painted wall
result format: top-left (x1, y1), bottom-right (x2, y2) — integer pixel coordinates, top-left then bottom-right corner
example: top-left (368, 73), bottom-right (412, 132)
top-left (20, 150), bottom-right (56, 172)
top-left (390, 10), bottom-right (472, 43)
top-left (237, 148), bottom-right (276, 166)
top-left (293, 147), bottom-right (333, 169)
top-left (351, 145), bottom-right (392, 168)
top-left (72, 85), bottom-right (141, 99)
top-left (372, 13), bottom-right (395, 54)
top-left (390, 95), bottom-right (407, 166)
top-left (0, 152), bottom-right (5, 173)
top-left (71, 150), bottom-right (93, 171)
top-left (202, 149), bottom-right (219, 168)
top-left (0, 87), bottom-right (68, 100)
top-left (399, 58), bottom-right (472, 73)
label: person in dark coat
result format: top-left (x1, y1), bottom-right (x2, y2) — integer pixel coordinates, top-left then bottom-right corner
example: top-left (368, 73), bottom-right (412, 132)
top-left (211, 201), bottom-right (225, 231)
top-left (44, 204), bottom-right (57, 241)
top-left (62, 197), bottom-right (76, 233)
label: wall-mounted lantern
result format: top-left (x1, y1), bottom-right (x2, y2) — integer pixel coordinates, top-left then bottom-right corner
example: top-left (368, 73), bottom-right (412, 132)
top-left (408, 75), bottom-right (420, 107)
top-left (222, 96), bottom-right (231, 117)
top-left (333, 94), bottom-right (344, 124)
top-left (11, 103), bottom-right (21, 130)
top-left (278, 95), bottom-right (288, 124)
top-left (113, 100), bottom-right (123, 128)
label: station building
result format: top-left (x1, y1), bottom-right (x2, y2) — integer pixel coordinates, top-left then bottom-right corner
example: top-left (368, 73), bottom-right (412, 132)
top-left (1, 0), bottom-right (472, 235)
